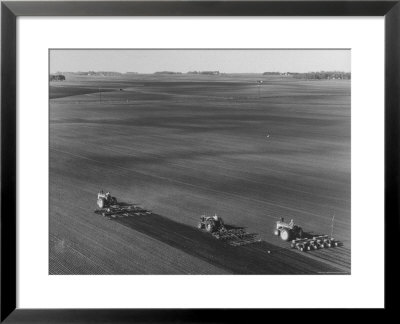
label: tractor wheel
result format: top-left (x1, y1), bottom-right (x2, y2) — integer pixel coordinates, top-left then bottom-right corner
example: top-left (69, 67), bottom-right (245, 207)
top-left (205, 220), bottom-right (215, 233)
top-left (97, 198), bottom-right (105, 209)
top-left (280, 229), bottom-right (291, 241)
top-left (274, 229), bottom-right (280, 236)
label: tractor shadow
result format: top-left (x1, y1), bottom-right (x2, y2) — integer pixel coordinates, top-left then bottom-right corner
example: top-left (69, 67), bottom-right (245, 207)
top-left (100, 202), bottom-right (340, 274)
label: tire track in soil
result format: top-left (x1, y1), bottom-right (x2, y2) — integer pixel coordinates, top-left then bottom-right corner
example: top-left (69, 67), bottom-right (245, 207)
top-left (50, 233), bottom-right (111, 274)
top-left (50, 195), bottom-right (228, 274)
top-left (50, 150), bottom-right (350, 273)
top-left (49, 151), bottom-right (350, 273)
top-left (111, 212), bottom-right (344, 274)
top-left (301, 248), bottom-right (350, 272)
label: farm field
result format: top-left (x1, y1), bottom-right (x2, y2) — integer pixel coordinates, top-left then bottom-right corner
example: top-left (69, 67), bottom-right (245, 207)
top-left (49, 74), bottom-right (351, 274)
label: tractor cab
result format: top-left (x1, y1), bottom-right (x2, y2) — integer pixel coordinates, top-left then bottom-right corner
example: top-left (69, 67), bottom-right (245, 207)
top-left (274, 218), bottom-right (303, 241)
top-left (96, 190), bottom-right (117, 209)
top-left (198, 214), bottom-right (225, 233)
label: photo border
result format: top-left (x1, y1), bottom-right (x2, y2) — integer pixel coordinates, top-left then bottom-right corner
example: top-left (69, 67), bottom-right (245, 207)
top-left (1, 0), bottom-right (399, 321)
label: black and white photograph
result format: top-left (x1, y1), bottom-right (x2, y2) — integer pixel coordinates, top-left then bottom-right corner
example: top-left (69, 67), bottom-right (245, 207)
top-left (49, 49), bottom-right (351, 275)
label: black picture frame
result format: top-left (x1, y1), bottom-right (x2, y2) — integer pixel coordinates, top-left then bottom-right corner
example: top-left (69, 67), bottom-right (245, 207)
top-left (1, 0), bottom-right (398, 322)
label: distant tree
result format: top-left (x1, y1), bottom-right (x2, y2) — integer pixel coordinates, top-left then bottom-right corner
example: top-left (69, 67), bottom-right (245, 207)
top-left (291, 71), bottom-right (351, 80)
top-left (154, 71), bottom-right (182, 75)
top-left (187, 71), bottom-right (220, 75)
top-left (49, 74), bottom-right (65, 81)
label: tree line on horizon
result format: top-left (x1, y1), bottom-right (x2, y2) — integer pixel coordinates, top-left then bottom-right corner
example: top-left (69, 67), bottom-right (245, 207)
top-left (50, 70), bottom-right (350, 80)
top-left (263, 71), bottom-right (351, 80)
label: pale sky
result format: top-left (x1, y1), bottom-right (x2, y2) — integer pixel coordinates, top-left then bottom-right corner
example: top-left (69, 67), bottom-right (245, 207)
top-left (50, 49), bottom-right (350, 74)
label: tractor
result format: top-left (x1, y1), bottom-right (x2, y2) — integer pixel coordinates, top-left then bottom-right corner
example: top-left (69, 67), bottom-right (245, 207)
top-left (97, 190), bottom-right (117, 209)
top-left (198, 214), bottom-right (225, 233)
top-left (274, 218), bottom-right (303, 241)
